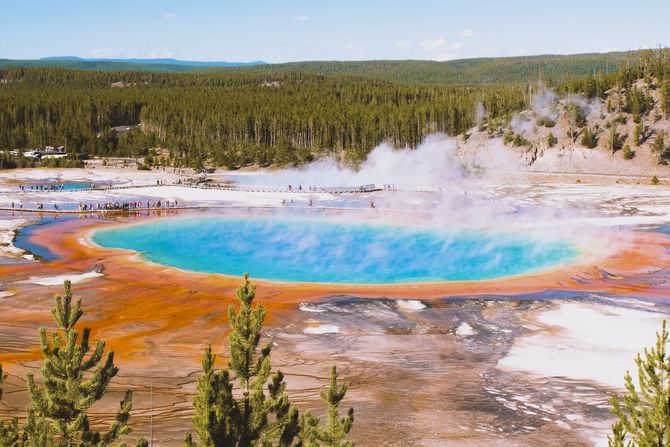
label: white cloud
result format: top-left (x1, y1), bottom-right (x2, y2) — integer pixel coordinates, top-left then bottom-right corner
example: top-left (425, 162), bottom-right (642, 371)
top-left (293, 15), bottom-right (309, 22)
top-left (435, 52), bottom-right (460, 61)
top-left (420, 36), bottom-right (462, 53)
top-left (471, 47), bottom-right (502, 58)
top-left (420, 36), bottom-right (447, 50)
top-left (148, 49), bottom-right (177, 58)
top-left (394, 40), bottom-right (411, 49)
top-left (460, 28), bottom-right (474, 38)
top-left (160, 12), bottom-right (176, 20)
top-left (89, 48), bottom-right (123, 58)
top-left (599, 47), bottom-right (622, 53)
top-left (88, 48), bottom-right (177, 59)
top-left (342, 44), bottom-right (368, 58)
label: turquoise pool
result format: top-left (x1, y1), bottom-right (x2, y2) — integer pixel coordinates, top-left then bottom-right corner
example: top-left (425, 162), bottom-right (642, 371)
top-left (92, 216), bottom-right (577, 284)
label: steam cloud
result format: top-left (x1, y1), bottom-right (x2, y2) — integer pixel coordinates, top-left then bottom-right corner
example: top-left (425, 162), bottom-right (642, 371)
top-left (261, 134), bottom-right (522, 189)
top-left (223, 88), bottom-right (635, 267)
top-left (242, 132), bottom-right (625, 262)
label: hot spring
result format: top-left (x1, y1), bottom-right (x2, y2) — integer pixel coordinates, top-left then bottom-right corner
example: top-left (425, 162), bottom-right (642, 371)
top-left (92, 216), bottom-right (577, 284)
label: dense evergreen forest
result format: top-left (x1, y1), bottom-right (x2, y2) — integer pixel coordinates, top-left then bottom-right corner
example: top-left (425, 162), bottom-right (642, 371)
top-left (0, 69), bottom-right (527, 167)
top-left (1, 49), bottom-right (668, 169)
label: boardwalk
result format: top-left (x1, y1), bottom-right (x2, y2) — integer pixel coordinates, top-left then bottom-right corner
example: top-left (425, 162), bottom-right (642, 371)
top-left (14, 182), bottom-right (384, 195)
top-left (3, 182), bottom-right (389, 214)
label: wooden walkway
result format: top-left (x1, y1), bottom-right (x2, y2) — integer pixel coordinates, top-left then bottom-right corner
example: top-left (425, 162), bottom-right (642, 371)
top-left (15, 183), bottom-right (384, 195)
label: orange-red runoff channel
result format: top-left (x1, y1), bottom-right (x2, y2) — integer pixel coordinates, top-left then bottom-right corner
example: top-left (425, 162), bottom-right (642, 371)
top-left (0, 215), bottom-right (668, 367)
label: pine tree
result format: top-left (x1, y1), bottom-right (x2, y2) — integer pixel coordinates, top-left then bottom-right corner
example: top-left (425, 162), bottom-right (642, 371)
top-left (585, 76), bottom-right (597, 99)
top-left (186, 274), bottom-right (300, 447)
top-left (581, 127), bottom-right (598, 148)
top-left (662, 81), bottom-right (670, 119)
top-left (628, 87), bottom-right (647, 123)
top-left (622, 144), bottom-right (635, 160)
top-left (608, 320), bottom-right (670, 446)
top-left (512, 133), bottom-right (531, 148)
top-left (0, 364), bottom-right (22, 447)
top-left (608, 421), bottom-right (631, 447)
top-left (25, 280), bottom-right (134, 447)
top-left (547, 132), bottom-right (558, 147)
top-left (634, 122), bottom-right (646, 145)
top-left (0, 417), bottom-right (21, 447)
top-left (186, 345), bottom-right (238, 447)
top-left (568, 103), bottom-right (586, 128)
top-left (299, 367), bottom-right (354, 447)
top-left (608, 121), bottom-right (623, 153)
top-left (653, 131), bottom-right (666, 153)
top-left (503, 130), bottom-right (514, 145)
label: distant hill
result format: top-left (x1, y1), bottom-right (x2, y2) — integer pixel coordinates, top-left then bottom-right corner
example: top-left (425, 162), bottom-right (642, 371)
top-left (40, 56), bottom-right (267, 67)
top-left (0, 52), bottom-right (632, 84)
top-left (0, 57), bottom-right (267, 72)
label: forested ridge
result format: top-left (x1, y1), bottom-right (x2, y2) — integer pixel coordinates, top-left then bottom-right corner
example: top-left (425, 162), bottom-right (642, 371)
top-left (0, 51), bottom-right (629, 84)
top-left (214, 52), bottom-right (629, 85)
top-left (0, 57), bottom-right (267, 73)
top-left (0, 49), bottom-right (668, 169)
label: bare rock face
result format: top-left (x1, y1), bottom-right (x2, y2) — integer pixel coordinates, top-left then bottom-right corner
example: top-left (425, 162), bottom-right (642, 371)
top-left (460, 78), bottom-right (670, 178)
top-left (519, 146), bottom-right (539, 166)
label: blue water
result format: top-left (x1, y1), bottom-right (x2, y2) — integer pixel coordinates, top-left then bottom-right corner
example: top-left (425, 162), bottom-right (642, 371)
top-left (61, 182), bottom-right (93, 190)
top-left (13, 216), bottom-right (76, 261)
top-left (92, 216), bottom-right (577, 284)
top-left (23, 182), bottom-right (93, 191)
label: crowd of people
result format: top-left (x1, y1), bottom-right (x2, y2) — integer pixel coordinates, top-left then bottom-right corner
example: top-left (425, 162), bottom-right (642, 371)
top-left (9, 202), bottom-right (59, 211)
top-left (5, 200), bottom-right (180, 212)
top-left (18, 183), bottom-right (97, 191)
top-left (78, 200), bottom-right (179, 211)
top-left (6, 179), bottom-right (390, 213)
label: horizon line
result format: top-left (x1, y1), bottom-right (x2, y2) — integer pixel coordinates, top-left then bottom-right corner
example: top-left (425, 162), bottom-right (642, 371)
top-left (1, 47), bottom-right (660, 65)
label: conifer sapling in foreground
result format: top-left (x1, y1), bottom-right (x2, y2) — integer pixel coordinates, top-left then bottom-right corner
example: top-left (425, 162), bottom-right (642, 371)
top-left (25, 280), bottom-right (135, 446)
top-left (185, 273), bottom-right (301, 447)
top-left (0, 363), bottom-right (21, 447)
top-left (608, 319), bottom-right (670, 446)
top-left (299, 366), bottom-right (355, 447)
top-left (186, 274), bottom-right (356, 447)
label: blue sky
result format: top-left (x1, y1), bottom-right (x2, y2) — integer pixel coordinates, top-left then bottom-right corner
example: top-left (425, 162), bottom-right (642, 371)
top-left (3, 0), bottom-right (669, 62)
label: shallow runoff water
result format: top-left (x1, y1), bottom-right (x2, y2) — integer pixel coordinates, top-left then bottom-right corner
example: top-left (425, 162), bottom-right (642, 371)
top-left (92, 216), bottom-right (577, 284)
